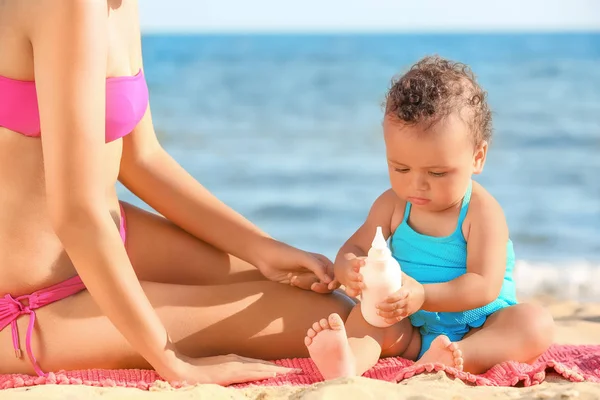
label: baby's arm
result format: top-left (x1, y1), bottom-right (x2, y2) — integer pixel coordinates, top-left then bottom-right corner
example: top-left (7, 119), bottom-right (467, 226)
top-left (332, 190), bottom-right (397, 294)
top-left (422, 188), bottom-right (508, 312)
top-left (305, 191), bottom-right (416, 380)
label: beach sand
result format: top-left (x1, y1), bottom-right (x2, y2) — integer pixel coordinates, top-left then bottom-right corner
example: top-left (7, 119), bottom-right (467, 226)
top-left (3, 297), bottom-right (600, 400)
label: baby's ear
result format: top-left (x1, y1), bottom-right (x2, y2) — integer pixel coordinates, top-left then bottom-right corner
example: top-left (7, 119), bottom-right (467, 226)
top-left (472, 141), bottom-right (488, 174)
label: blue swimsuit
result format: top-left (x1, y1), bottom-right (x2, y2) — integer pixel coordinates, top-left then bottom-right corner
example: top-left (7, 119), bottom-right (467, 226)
top-left (390, 181), bottom-right (518, 358)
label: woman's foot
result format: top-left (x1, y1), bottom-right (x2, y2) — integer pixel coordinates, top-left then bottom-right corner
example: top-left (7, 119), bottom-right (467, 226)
top-left (304, 313), bottom-right (356, 380)
top-left (415, 335), bottom-right (464, 371)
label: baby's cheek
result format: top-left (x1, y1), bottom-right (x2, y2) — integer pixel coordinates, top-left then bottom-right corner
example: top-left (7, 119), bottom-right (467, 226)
top-left (390, 180), bottom-right (408, 198)
top-left (431, 185), bottom-right (453, 207)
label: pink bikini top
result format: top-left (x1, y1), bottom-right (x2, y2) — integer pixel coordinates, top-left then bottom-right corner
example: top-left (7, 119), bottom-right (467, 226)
top-left (0, 69), bottom-right (148, 142)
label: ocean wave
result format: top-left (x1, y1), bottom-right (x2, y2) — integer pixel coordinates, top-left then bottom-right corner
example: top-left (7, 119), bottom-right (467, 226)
top-left (514, 260), bottom-right (600, 301)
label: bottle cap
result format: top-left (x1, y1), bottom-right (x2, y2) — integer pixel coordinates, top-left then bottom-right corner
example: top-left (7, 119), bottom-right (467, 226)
top-left (368, 226), bottom-right (391, 260)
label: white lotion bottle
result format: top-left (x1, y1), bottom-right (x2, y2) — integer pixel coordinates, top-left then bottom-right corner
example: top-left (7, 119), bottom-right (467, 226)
top-left (359, 226), bottom-right (403, 327)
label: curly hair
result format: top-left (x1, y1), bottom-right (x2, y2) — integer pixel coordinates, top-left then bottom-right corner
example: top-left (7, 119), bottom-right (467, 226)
top-left (384, 55), bottom-right (492, 145)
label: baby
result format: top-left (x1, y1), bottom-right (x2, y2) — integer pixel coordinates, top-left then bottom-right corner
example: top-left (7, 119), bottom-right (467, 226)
top-left (304, 56), bottom-right (555, 379)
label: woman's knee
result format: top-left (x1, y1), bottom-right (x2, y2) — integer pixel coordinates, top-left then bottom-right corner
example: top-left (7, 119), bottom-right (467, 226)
top-left (313, 290), bottom-right (355, 321)
top-left (254, 281), bottom-right (354, 321)
top-left (318, 292), bottom-right (355, 324)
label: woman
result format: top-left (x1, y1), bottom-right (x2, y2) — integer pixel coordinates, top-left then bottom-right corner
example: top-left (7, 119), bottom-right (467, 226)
top-left (0, 0), bottom-right (353, 385)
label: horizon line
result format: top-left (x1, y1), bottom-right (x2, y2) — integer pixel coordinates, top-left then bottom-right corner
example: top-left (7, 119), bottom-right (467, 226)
top-left (140, 28), bottom-right (600, 35)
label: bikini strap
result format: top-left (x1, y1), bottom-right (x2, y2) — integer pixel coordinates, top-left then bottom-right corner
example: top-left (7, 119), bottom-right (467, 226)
top-left (457, 180), bottom-right (473, 225)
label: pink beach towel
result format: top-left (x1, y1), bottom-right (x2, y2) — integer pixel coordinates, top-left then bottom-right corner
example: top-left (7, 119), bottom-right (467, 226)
top-left (1, 344), bottom-right (599, 390)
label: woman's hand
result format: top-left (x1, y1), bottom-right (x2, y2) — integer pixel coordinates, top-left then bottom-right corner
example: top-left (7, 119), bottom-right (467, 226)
top-left (376, 273), bottom-right (425, 324)
top-left (163, 353), bottom-right (300, 386)
top-left (255, 239), bottom-right (335, 294)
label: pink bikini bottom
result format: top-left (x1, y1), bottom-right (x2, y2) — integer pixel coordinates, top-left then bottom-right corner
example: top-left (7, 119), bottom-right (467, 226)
top-left (0, 203), bottom-right (128, 376)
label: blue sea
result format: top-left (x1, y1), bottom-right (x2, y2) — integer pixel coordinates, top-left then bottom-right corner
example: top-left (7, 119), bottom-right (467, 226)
top-left (118, 33), bottom-right (600, 299)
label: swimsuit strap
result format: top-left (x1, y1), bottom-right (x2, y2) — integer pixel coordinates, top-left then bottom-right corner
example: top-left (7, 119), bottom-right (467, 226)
top-left (402, 201), bottom-right (412, 223)
top-left (457, 180), bottom-right (473, 226)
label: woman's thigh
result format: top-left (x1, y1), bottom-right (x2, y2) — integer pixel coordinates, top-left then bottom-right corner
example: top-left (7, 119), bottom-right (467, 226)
top-left (0, 279), bottom-right (354, 375)
top-left (121, 201), bottom-right (266, 285)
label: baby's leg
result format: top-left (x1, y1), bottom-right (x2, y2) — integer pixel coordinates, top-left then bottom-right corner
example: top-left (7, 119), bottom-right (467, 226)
top-left (417, 303), bottom-right (554, 374)
top-left (305, 304), bottom-right (419, 380)
top-left (458, 303), bottom-right (554, 374)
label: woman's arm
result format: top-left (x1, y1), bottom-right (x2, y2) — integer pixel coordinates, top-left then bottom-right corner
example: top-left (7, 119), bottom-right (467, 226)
top-left (31, 0), bottom-right (181, 379)
top-left (117, 38), bottom-right (331, 286)
top-left (120, 112), bottom-right (333, 287)
top-left (119, 132), bottom-right (272, 268)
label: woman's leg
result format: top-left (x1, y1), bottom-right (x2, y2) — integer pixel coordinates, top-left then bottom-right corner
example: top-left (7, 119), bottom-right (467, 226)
top-left (121, 201), bottom-right (266, 285)
top-left (415, 303), bottom-right (555, 374)
top-left (0, 279), bottom-right (354, 375)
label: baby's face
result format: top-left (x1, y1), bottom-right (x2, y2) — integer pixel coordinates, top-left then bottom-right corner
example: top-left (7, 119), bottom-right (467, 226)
top-left (383, 113), bottom-right (487, 212)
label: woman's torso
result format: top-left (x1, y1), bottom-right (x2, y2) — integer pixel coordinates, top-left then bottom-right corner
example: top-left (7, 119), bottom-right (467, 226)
top-left (0, 0), bottom-right (143, 296)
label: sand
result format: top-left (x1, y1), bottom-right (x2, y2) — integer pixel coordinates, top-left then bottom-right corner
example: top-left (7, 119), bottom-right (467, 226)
top-left (2, 298), bottom-right (600, 400)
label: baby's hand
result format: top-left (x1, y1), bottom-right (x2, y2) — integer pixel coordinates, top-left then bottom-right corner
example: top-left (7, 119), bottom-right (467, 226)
top-left (376, 273), bottom-right (424, 324)
top-left (328, 253), bottom-right (365, 297)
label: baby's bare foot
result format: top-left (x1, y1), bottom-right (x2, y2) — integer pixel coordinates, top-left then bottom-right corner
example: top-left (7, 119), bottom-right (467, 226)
top-left (415, 335), bottom-right (464, 371)
top-left (304, 313), bottom-right (355, 380)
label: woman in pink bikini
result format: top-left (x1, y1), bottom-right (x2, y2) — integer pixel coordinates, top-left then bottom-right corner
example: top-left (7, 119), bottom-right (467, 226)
top-left (0, 0), bottom-right (353, 385)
